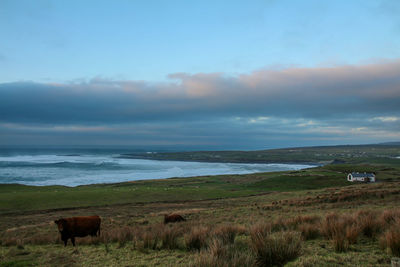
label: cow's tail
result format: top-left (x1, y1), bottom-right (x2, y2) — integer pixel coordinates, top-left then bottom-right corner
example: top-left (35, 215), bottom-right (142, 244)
top-left (98, 225), bottom-right (101, 236)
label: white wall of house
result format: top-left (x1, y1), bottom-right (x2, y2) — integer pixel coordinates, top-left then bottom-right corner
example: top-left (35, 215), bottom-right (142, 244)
top-left (347, 173), bottom-right (375, 182)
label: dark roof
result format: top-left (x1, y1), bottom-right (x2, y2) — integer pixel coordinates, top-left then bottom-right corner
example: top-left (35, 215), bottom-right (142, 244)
top-left (350, 172), bottom-right (375, 177)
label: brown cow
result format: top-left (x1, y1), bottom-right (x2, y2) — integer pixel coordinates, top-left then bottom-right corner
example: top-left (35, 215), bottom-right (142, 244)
top-left (164, 214), bottom-right (186, 224)
top-left (54, 216), bottom-right (101, 246)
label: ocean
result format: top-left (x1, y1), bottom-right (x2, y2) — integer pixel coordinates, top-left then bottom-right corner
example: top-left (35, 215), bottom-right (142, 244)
top-left (0, 148), bottom-right (315, 187)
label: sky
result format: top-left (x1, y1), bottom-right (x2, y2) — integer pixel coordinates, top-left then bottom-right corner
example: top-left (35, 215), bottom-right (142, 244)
top-left (0, 0), bottom-right (399, 149)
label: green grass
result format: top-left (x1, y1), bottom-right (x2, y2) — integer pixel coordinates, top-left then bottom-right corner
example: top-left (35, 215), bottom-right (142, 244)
top-left (247, 173), bottom-right (349, 191)
top-left (1, 160), bottom-right (399, 214)
top-left (1, 144), bottom-right (399, 214)
top-left (0, 165), bottom-right (355, 214)
top-left (0, 244), bottom-right (195, 267)
top-left (1, 145), bottom-right (400, 266)
top-left (1, 182), bottom-right (399, 266)
top-left (0, 260), bottom-right (37, 267)
top-left (0, 181), bottom-right (253, 214)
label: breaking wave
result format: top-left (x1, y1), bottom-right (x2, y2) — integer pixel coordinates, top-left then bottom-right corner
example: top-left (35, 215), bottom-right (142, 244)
top-left (0, 153), bottom-right (315, 186)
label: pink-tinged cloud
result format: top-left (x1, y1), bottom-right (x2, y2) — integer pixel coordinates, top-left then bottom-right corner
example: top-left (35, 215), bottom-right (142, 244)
top-left (0, 60), bottom-right (399, 125)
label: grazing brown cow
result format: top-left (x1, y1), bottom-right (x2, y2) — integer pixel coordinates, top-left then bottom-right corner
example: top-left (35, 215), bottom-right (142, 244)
top-left (164, 214), bottom-right (186, 224)
top-left (54, 216), bottom-right (101, 246)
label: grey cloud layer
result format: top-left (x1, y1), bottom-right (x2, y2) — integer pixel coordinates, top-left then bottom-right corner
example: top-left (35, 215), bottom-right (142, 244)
top-left (1, 61), bottom-right (400, 125)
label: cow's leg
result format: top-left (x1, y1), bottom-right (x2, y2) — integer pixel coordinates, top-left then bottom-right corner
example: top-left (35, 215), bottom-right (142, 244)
top-left (63, 239), bottom-right (68, 246)
top-left (71, 237), bottom-right (75, 247)
top-left (98, 226), bottom-right (101, 236)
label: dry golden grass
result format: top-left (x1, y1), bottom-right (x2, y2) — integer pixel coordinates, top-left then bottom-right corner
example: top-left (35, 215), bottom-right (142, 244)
top-left (191, 238), bottom-right (256, 267)
top-left (332, 231), bottom-right (348, 253)
top-left (284, 215), bottom-right (321, 229)
top-left (286, 183), bottom-right (400, 207)
top-left (298, 223), bottom-right (321, 240)
top-left (184, 226), bottom-right (210, 251)
top-left (345, 224), bottom-right (361, 245)
top-left (212, 224), bottom-right (244, 245)
top-left (380, 219), bottom-right (400, 257)
top-left (321, 213), bottom-right (357, 252)
top-left (141, 226), bottom-right (160, 250)
top-left (249, 222), bottom-right (272, 240)
top-left (321, 212), bottom-right (340, 240)
top-left (160, 224), bottom-right (182, 249)
top-left (381, 209), bottom-right (400, 226)
top-left (356, 210), bottom-right (382, 238)
top-left (2, 178), bottom-right (400, 266)
top-left (250, 230), bottom-right (302, 266)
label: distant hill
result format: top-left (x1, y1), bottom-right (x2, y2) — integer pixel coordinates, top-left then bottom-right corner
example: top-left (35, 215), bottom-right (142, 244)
top-left (122, 143), bottom-right (400, 165)
top-left (378, 141), bottom-right (400, 146)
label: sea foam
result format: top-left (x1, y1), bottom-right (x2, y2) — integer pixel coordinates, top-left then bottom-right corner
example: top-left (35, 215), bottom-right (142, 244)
top-left (0, 153), bottom-right (315, 186)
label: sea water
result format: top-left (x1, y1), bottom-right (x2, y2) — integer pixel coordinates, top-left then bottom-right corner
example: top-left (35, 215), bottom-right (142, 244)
top-left (0, 148), bottom-right (314, 186)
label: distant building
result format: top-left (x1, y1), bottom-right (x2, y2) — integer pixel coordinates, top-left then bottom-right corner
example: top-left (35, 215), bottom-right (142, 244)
top-left (347, 172), bottom-right (375, 183)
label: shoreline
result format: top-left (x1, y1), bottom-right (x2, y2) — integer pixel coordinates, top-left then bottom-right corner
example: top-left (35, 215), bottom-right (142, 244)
top-left (119, 154), bottom-right (324, 166)
top-left (0, 162), bottom-right (317, 188)
top-left (0, 155), bottom-right (317, 187)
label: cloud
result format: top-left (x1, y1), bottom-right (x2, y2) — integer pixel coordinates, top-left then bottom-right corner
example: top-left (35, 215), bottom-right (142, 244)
top-left (1, 60), bottom-right (400, 125)
top-left (0, 60), bottom-right (399, 147)
top-left (369, 116), bottom-right (399, 122)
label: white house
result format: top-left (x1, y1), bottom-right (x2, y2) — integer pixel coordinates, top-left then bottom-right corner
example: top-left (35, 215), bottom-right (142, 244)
top-left (347, 172), bottom-right (375, 183)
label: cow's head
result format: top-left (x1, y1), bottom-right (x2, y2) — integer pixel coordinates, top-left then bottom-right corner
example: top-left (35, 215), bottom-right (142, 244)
top-left (54, 219), bottom-right (67, 232)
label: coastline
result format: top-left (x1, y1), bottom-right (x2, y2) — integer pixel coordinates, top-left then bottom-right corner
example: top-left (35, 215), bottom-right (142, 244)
top-left (0, 154), bottom-right (316, 187)
top-left (119, 153), bottom-right (325, 166)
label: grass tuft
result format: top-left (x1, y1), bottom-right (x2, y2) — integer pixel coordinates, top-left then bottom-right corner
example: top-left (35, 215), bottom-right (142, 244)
top-left (380, 222), bottom-right (400, 257)
top-left (160, 224), bottom-right (182, 249)
top-left (356, 210), bottom-right (382, 238)
top-left (212, 224), bottom-right (242, 245)
top-left (185, 226), bottom-right (210, 251)
top-left (191, 238), bottom-right (256, 267)
top-left (250, 230), bottom-right (302, 267)
top-left (298, 223), bottom-right (321, 240)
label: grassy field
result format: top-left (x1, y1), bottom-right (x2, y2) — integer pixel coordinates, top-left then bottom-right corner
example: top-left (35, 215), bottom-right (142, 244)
top-left (0, 164), bottom-right (383, 214)
top-left (1, 145), bottom-right (400, 266)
